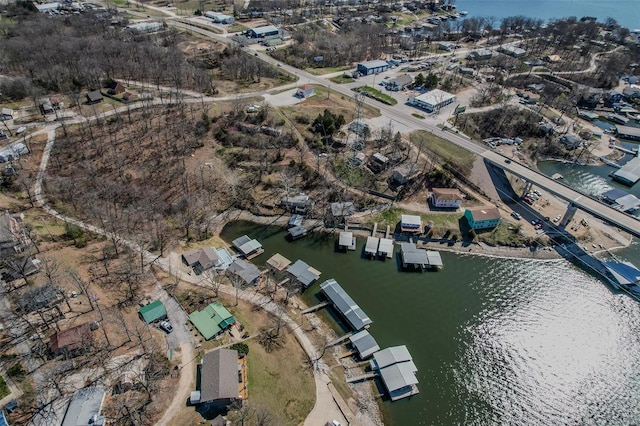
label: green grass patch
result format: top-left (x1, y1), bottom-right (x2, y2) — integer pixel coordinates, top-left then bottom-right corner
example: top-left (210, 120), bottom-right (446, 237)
top-left (175, 19), bottom-right (223, 34)
top-left (332, 156), bottom-right (368, 188)
top-left (409, 130), bottom-right (475, 171)
top-left (329, 75), bottom-right (355, 84)
top-left (353, 85), bottom-right (397, 105)
top-left (305, 65), bottom-right (351, 76)
top-left (246, 338), bottom-right (314, 424)
top-left (477, 221), bottom-right (532, 246)
top-left (226, 24), bottom-right (248, 33)
top-left (367, 207), bottom-right (461, 235)
top-left (0, 375), bottom-right (10, 399)
top-left (412, 113), bottom-right (425, 119)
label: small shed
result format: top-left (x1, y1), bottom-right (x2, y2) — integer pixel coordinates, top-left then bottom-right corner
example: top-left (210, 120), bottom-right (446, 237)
top-left (288, 214), bottom-right (304, 228)
top-left (138, 300), bottom-right (167, 324)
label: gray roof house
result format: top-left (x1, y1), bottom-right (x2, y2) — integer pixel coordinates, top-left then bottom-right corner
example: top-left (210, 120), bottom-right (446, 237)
top-left (330, 202), bottom-right (355, 218)
top-left (386, 74), bottom-right (413, 91)
top-left (227, 258), bottom-right (262, 285)
top-left (281, 193), bottom-right (314, 214)
top-left (61, 387), bottom-right (106, 426)
top-left (0, 108), bottom-right (13, 121)
top-left (182, 247), bottom-right (222, 274)
top-left (86, 90), bottom-right (104, 104)
top-left (559, 134), bottom-right (582, 149)
top-left (196, 349), bottom-right (239, 407)
top-left (320, 279), bottom-right (372, 331)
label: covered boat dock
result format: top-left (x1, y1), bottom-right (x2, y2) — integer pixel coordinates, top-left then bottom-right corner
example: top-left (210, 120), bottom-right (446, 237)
top-left (339, 231), bottom-right (356, 251)
top-left (365, 236), bottom-right (379, 257)
top-left (320, 279), bottom-right (372, 331)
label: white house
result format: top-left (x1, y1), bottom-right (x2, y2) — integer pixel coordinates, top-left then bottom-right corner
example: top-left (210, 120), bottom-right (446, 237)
top-left (430, 188), bottom-right (463, 209)
top-left (408, 89), bottom-right (456, 112)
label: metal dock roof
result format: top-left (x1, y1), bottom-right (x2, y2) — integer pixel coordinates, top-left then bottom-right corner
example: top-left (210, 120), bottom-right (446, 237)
top-left (365, 236), bottom-right (379, 255)
top-left (287, 259), bottom-right (321, 287)
top-left (349, 330), bottom-right (380, 359)
top-left (371, 345), bottom-right (413, 370)
top-left (320, 279), bottom-right (372, 331)
top-left (378, 238), bottom-right (394, 257)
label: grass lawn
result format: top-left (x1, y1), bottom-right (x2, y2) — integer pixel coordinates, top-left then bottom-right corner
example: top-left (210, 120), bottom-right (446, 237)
top-left (226, 24), bottom-right (248, 33)
top-left (246, 336), bottom-right (314, 424)
top-left (305, 65), bottom-right (351, 76)
top-left (354, 85), bottom-right (397, 105)
top-left (409, 130), bottom-right (476, 171)
top-left (329, 75), bottom-right (355, 84)
top-left (478, 221), bottom-right (531, 246)
top-left (411, 113), bottom-right (425, 119)
top-left (0, 375), bottom-right (10, 399)
top-left (367, 207), bottom-right (461, 234)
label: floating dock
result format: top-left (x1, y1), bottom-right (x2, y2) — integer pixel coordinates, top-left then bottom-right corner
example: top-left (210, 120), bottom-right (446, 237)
top-left (339, 231), bottom-right (356, 251)
top-left (612, 154), bottom-right (640, 186)
top-left (365, 236), bottom-right (380, 257)
top-left (378, 238), bottom-right (394, 259)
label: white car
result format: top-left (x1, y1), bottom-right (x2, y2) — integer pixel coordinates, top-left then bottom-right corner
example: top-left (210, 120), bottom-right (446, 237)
top-left (159, 320), bottom-right (173, 333)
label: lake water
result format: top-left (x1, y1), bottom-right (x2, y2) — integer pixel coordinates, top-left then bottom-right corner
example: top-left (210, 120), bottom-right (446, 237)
top-left (456, 0), bottom-right (640, 30)
top-left (221, 221), bottom-right (640, 425)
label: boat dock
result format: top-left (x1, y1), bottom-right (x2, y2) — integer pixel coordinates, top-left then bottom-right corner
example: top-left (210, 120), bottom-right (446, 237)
top-left (301, 301), bottom-right (329, 314)
top-left (600, 156), bottom-right (622, 168)
top-left (339, 230), bottom-right (356, 251)
top-left (378, 238), bottom-right (394, 259)
top-left (612, 154), bottom-right (640, 186)
top-left (365, 236), bottom-right (380, 257)
top-left (327, 332), bottom-right (353, 347)
top-left (346, 372), bottom-right (378, 383)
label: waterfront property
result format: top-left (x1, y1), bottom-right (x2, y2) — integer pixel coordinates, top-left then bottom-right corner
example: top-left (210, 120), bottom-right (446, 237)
top-left (288, 214), bottom-right (304, 228)
top-left (319, 279), bottom-right (372, 331)
top-left (370, 346), bottom-right (419, 401)
top-left (288, 225), bottom-right (308, 240)
top-left (377, 237), bottom-right (394, 259)
top-left (191, 349), bottom-right (241, 408)
top-left (61, 387), bottom-right (106, 426)
top-left (189, 302), bottom-right (236, 340)
top-left (356, 60), bottom-right (389, 76)
top-left (408, 89), bottom-right (456, 112)
top-left (400, 214), bottom-right (422, 233)
top-left (266, 253), bottom-right (291, 271)
top-left (430, 188), bottom-right (463, 209)
top-left (602, 188), bottom-right (640, 212)
top-left (338, 231), bottom-right (356, 251)
top-left (182, 246), bottom-right (233, 274)
top-left (138, 300), bottom-right (167, 324)
top-left (330, 202), bottom-right (356, 223)
top-left (232, 235), bottom-right (264, 259)
top-left (349, 330), bottom-right (380, 359)
top-left (400, 242), bottom-right (428, 270)
top-left (365, 236), bottom-right (380, 258)
top-left (615, 125), bottom-right (640, 141)
top-left (227, 259), bottom-right (262, 286)
top-left (425, 251), bottom-right (444, 270)
top-left (612, 156), bottom-right (640, 186)
top-left (578, 110), bottom-right (599, 121)
top-left (464, 206), bottom-right (501, 230)
top-left (287, 259), bottom-right (321, 288)
top-left (281, 193), bottom-right (314, 214)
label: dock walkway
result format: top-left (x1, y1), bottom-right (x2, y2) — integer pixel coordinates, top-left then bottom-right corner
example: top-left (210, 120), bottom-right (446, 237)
top-left (346, 372), bottom-right (377, 383)
top-left (301, 301), bottom-right (329, 314)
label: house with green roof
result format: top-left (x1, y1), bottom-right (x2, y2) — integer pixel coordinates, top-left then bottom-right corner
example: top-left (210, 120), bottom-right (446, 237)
top-left (189, 302), bottom-right (235, 340)
top-left (138, 300), bottom-right (167, 324)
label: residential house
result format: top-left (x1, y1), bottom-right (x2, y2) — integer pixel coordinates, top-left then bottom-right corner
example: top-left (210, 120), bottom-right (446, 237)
top-left (39, 99), bottom-right (55, 115)
top-left (189, 302), bottom-right (235, 340)
top-left (18, 285), bottom-right (60, 314)
top-left (86, 91), bottom-right (104, 104)
top-left (227, 259), bottom-right (262, 286)
top-left (430, 188), bottom-right (463, 209)
top-left (356, 60), bottom-right (389, 76)
top-left (464, 206), bottom-right (501, 230)
top-left (544, 54), bottom-right (561, 62)
top-left (498, 45), bottom-right (526, 57)
top-left (604, 89), bottom-right (624, 106)
top-left (296, 85), bottom-right (315, 98)
top-left (386, 74), bottom-right (413, 91)
top-left (192, 349), bottom-right (240, 408)
top-left (466, 49), bottom-right (493, 60)
top-left (623, 86), bottom-right (640, 102)
top-left (0, 212), bottom-right (28, 257)
top-left (106, 81), bottom-right (126, 95)
top-left (438, 41), bottom-right (453, 51)
top-left (138, 300), bottom-right (167, 324)
top-left (559, 134), bottom-right (582, 149)
top-left (182, 247), bottom-right (231, 274)
top-left (391, 163), bottom-right (419, 185)
top-left (281, 193), bottom-right (314, 214)
top-left (526, 83), bottom-right (545, 93)
top-left (329, 201), bottom-right (355, 223)
top-left (122, 92), bottom-right (139, 102)
top-left (0, 143), bottom-right (30, 163)
top-left (459, 67), bottom-right (474, 76)
top-left (60, 387), bottom-right (106, 426)
top-left (400, 214), bottom-right (422, 233)
top-left (232, 235), bottom-right (264, 258)
top-left (49, 323), bottom-right (93, 358)
top-left (0, 108), bottom-right (13, 121)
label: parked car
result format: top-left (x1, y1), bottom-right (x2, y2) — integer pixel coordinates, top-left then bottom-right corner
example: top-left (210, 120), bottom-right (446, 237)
top-left (159, 320), bottom-right (173, 333)
top-left (511, 212), bottom-right (522, 220)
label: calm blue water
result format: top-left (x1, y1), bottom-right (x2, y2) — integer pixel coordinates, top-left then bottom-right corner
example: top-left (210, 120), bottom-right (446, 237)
top-left (456, 0), bottom-right (640, 30)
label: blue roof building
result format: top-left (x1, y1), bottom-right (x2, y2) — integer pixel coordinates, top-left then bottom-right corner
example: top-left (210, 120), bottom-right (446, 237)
top-left (247, 25), bottom-right (279, 38)
top-left (357, 60), bottom-right (389, 76)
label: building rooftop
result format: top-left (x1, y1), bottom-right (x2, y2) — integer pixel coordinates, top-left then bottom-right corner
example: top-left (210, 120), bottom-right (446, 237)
top-left (603, 261), bottom-right (640, 286)
top-left (189, 302), bottom-right (235, 340)
top-left (182, 247), bottom-right (220, 268)
top-left (287, 259), bottom-right (321, 287)
top-left (349, 330), bottom-right (380, 359)
top-left (365, 236), bottom-right (379, 255)
top-left (413, 89), bottom-right (455, 106)
top-left (339, 231), bottom-right (354, 247)
top-left (49, 323), bottom-right (93, 354)
top-left (613, 156), bottom-right (640, 185)
top-left (371, 345), bottom-right (413, 370)
top-left (401, 214), bottom-right (422, 227)
top-left (251, 25), bottom-right (279, 35)
top-left (227, 259), bottom-right (261, 285)
top-left (425, 250), bottom-right (443, 267)
top-left (320, 279), bottom-right (372, 331)
top-left (615, 124), bottom-right (640, 138)
top-left (138, 300), bottom-right (167, 324)
top-left (232, 235), bottom-right (263, 256)
top-left (61, 387), bottom-right (106, 426)
top-left (266, 253), bottom-right (292, 271)
top-left (466, 206), bottom-right (501, 221)
top-left (358, 59), bottom-right (390, 69)
top-left (432, 187), bottom-right (463, 201)
top-left (400, 242), bottom-right (428, 265)
top-left (200, 349), bottom-right (239, 403)
top-left (378, 360), bottom-right (419, 397)
top-left (378, 238), bottom-right (394, 257)
top-left (331, 202), bottom-right (355, 217)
